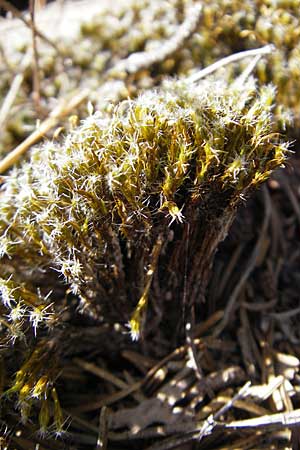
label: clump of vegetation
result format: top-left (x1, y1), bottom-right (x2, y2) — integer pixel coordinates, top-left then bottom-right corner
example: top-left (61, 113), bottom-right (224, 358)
top-left (1, 0), bottom-right (299, 446)
top-left (0, 0), bottom-right (300, 157)
top-left (0, 75), bottom-right (288, 430)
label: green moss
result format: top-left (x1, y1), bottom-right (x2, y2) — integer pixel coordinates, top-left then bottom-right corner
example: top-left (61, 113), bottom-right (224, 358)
top-left (0, 78), bottom-right (288, 344)
top-left (1, 0), bottom-right (300, 157)
top-left (0, 0), bottom-right (296, 437)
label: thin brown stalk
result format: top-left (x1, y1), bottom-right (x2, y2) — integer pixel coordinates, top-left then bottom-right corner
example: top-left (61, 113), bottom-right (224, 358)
top-left (214, 186), bottom-right (272, 337)
top-left (0, 88), bottom-right (89, 174)
top-left (29, 0), bottom-right (41, 116)
top-left (96, 407), bottom-right (109, 450)
top-left (198, 381), bottom-right (251, 440)
top-left (0, 43), bottom-right (14, 73)
top-left (222, 408), bottom-right (300, 430)
top-left (186, 320), bottom-right (214, 399)
top-left (0, 0), bottom-right (60, 53)
top-left (216, 243), bottom-right (245, 300)
top-left (0, 49), bottom-right (32, 130)
top-left (74, 358), bottom-right (129, 390)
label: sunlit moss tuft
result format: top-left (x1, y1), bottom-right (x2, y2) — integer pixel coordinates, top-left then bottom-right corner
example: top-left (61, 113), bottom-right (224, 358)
top-left (3, 342), bottom-right (60, 432)
top-left (1, 0), bottom-right (300, 156)
top-left (0, 0), bottom-right (297, 439)
top-left (0, 78), bottom-right (288, 343)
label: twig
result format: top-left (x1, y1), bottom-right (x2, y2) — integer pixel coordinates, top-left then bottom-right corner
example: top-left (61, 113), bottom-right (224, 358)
top-left (186, 322), bottom-right (214, 399)
top-left (233, 54), bottom-right (263, 86)
top-left (182, 222), bottom-right (190, 330)
top-left (192, 310), bottom-right (224, 336)
top-left (0, 50), bottom-right (32, 130)
top-left (96, 407), bottom-right (109, 450)
top-left (129, 234), bottom-right (163, 340)
top-left (222, 408), bottom-right (300, 430)
top-left (198, 381), bottom-right (251, 440)
top-left (247, 376), bottom-right (285, 402)
top-left (280, 174), bottom-right (300, 227)
top-left (183, 220), bottom-right (214, 398)
top-left (187, 45), bottom-right (274, 83)
top-left (71, 380), bottom-right (143, 413)
top-left (121, 351), bottom-right (156, 373)
top-left (214, 186), bottom-right (272, 336)
top-left (29, 0), bottom-right (41, 116)
top-left (110, 3), bottom-right (202, 75)
top-left (141, 431), bottom-right (201, 450)
top-left (74, 358), bottom-right (129, 390)
top-left (65, 411), bottom-right (99, 434)
top-left (0, 42), bottom-right (14, 73)
top-left (0, 0), bottom-right (60, 53)
top-left (241, 298), bottom-right (277, 311)
top-left (270, 306), bottom-right (300, 320)
top-left (216, 243), bottom-right (245, 300)
top-left (73, 339), bottom-right (209, 413)
top-left (0, 88), bottom-right (90, 174)
top-left (238, 306), bottom-right (260, 376)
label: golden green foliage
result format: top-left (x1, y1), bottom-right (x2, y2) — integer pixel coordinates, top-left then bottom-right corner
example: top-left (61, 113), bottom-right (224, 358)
top-left (0, 0), bottom-right (300, 156)
top-left (0, 78), bottom-right (288, 343)
top-left (3, 342), bottom-right (62, 433)
top-left (0, 0), bottom-right (296, 437)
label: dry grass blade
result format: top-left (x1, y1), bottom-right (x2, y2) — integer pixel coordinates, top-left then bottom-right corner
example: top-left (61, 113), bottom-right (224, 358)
top-left (187, 45), bottom-right (274, 83)
top-left (0, 0), bottom-right (60, 52)
top-left (214, 186), bottom-right (272, 337)
top-left (0, 88), bottom-right (89, 173)
top-left (72, 380), bottom-right (143, 413)
top-left (198, 381), bottom-right (251, 440)
top-left (74, 358), bottom-right (129, 389)
top-left (222, 408), bottom-right (300, 430)
top-left (0, 49), bottom-right (32, 130)
top-left (29, 0), bottom-right (41, 116)
top-left (96, 407), bottom-right (109, 450)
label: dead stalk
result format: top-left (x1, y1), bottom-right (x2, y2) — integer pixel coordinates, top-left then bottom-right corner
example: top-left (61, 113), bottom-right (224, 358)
top-left (0, 88), bottom-right (90, 174)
